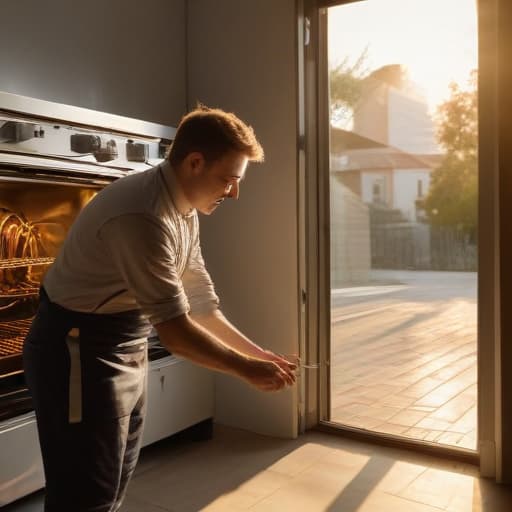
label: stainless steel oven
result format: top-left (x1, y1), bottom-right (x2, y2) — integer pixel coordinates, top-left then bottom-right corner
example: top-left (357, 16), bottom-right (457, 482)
top-left (0, 91), bottom-right (177, 506)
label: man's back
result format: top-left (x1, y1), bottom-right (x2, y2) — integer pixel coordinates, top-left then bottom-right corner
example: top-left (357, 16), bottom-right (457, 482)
top-left (43, 165), bottom-right (180, 314)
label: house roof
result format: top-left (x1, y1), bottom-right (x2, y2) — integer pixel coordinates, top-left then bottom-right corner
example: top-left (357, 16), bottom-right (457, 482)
top-left (330, 127), bottom-right (443, 172)
top-left (330, 127), bottom-right (386, 152)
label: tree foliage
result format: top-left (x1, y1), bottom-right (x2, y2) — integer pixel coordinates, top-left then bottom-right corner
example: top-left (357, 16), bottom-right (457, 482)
top-left (420, 71), bottom-right (478, 238)
top-left (329, 49), bottom-right (368, 126)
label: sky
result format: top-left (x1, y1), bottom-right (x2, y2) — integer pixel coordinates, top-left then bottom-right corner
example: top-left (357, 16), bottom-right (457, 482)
top-left (328, 0), bottom-right (478, 114)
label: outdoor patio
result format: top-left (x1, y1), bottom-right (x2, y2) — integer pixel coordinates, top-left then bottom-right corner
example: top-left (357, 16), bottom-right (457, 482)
top-left (330, 270), bottom-right (477, 450)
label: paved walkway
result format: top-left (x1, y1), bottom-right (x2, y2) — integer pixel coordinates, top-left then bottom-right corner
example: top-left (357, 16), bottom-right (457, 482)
top-left (330, 270), bottom-right (477, 450)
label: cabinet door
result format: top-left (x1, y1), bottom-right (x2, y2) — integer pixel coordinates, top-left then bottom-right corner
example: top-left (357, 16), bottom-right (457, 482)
top-left (0, 414), bottom-right (45, 506)
top-left (142, 357), bottom-right (214, 447)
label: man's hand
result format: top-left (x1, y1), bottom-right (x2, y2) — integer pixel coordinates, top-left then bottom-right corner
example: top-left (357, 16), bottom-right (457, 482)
top-left (241, 358), bottom-right (297, 392)
top-left (261, 350), bottom-right (299, 376)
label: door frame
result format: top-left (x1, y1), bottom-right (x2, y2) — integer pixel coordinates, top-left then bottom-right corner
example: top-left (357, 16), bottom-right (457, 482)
top-left (301, 0), bottom-right (499, 471)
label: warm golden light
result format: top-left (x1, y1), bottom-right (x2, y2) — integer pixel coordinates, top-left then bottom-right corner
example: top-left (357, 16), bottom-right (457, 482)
top-left (328, 0), bottom-right (478, 113)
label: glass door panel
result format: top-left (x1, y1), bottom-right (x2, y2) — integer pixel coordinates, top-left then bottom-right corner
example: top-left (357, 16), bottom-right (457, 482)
top-left (327, 0), bottom-right (478, 450)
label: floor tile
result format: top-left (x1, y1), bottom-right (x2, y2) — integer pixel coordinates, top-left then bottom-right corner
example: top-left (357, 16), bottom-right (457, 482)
top-left (397, 466), bottom-right (474, 509)
top-left (6, 425), bottom-right (511, 512)
top-left (330, 270), bottom-right (477, 450)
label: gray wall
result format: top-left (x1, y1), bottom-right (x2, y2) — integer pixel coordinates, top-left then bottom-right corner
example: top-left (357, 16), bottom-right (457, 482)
top-left (0, 0), bottom-right (186, 126)
top-left (0, 0), bottom-right (300, 439)
top-left (188, 0), bottom-right (300, 437)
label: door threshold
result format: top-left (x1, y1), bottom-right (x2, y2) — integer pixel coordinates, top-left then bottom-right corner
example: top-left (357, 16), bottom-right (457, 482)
top-left (315, 421), bottom-right (479, 466)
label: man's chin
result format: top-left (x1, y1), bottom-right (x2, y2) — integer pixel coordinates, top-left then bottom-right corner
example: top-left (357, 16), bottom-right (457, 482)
top-left (197, 204), bottom-right (218, 215)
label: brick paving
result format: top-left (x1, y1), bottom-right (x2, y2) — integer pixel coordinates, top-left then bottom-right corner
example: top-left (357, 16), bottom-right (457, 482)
top-left (330, 270), bottom-right (477, 450)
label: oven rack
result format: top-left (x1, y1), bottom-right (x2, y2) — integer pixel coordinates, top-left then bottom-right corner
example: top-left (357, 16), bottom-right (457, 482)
top-left (0, 257), bottom-right (54, 269)
top-left (0, 318), bottom-right (33, 356)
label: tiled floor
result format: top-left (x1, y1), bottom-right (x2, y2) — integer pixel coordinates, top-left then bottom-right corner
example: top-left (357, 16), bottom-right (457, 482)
top-left (6, 424), bottom-right (512, 511)
top-left (331, 270), bottom-right (477, 450)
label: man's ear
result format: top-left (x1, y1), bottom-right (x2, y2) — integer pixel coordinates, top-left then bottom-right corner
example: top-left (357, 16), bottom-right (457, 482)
top-left (185, 152), bottom-right (206, 175)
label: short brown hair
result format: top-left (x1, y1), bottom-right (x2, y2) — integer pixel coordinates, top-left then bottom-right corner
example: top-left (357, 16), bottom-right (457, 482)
top-left (167, 104), bottom-right (264, 166)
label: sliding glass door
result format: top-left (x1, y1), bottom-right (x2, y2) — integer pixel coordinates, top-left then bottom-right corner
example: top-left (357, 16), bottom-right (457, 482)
top-left (324, 0), bottom-right (478, 450)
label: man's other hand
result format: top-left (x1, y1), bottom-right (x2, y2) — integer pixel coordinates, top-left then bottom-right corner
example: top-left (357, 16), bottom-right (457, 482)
top-left (242, 359), bottom-right (296, 392)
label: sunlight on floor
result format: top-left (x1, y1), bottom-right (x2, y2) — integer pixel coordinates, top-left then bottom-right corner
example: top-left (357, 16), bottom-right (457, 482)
top-left (6, 426), bottom-right (512, 511)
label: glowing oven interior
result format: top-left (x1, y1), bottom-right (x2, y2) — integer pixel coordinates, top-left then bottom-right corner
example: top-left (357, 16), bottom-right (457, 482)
top-left (0, 179), bottom-right (98, 420)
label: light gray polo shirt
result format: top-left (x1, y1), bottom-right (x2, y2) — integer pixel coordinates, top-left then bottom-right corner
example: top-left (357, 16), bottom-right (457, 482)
top-left (43, 160), bottom-right (219, 325)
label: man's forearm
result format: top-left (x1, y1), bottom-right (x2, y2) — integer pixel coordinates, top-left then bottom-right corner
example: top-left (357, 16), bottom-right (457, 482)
top-left (155, 314), bottom-right (252, 378)
top-left (154, 314), bottom-right (296, 391)
top-left (191, 309), bottom-right (268, 359)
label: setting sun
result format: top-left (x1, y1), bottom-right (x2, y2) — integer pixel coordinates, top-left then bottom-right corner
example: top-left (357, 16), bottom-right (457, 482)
top-left (328, 0), bottom-right (478, 113)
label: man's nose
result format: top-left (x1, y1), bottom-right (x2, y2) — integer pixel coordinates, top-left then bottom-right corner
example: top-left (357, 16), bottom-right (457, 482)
top-left (227, 181), bottom-right (239, 200)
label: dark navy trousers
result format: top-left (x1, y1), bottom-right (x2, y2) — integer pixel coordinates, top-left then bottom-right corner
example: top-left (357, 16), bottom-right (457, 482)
top-left (23, 288), bottom-right (152, 512)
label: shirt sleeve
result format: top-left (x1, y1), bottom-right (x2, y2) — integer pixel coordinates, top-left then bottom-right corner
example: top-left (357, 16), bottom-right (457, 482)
top-left (182, 215), bottom-right (220, 315)
top-left (98, 213), bottom-right (190, 325)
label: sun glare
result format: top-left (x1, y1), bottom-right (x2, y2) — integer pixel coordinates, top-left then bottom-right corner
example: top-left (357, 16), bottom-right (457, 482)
top-left (328, 0), bottom-right (478, 112)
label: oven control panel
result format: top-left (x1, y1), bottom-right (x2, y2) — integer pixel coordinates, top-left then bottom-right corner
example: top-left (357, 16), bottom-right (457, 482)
top-left (0, 117), bottom-right (173, 176)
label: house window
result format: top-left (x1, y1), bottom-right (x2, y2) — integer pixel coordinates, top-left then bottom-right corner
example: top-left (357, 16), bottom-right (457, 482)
top-left (372, 177), bottom-right (386, 204)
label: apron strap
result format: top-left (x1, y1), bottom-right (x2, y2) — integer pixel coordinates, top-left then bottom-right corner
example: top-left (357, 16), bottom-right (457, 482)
top-left (66, 328), bottom-right (82, 424)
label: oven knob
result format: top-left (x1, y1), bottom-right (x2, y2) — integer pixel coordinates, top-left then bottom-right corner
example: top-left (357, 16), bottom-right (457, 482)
top-left (0, 121), bottom-right (36, 142)
top-left (126, 140), bottom-right (149, 162)
top-left (93, 139), bottom-right (118, 162)
top-left (70, 134), bottom-right (101, 153)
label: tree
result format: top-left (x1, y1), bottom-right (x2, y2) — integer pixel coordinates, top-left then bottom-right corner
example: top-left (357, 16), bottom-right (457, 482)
top-left (329, 49), bottom-right (369, 127)
top-left (420, 71), bottom-right (478, 238)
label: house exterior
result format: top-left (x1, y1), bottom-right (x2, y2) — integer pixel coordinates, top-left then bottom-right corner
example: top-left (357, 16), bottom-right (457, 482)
top-left (330, 64), bottom-right (444, 222)
top-left (330, 129), bottom-right (442, 222)
top-left (328, 64), bottom-right (446, 281)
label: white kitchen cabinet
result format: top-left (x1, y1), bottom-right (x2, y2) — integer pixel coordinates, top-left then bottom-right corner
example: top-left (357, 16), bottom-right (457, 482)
top-left (142, 356), bottom-right (215, 447)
